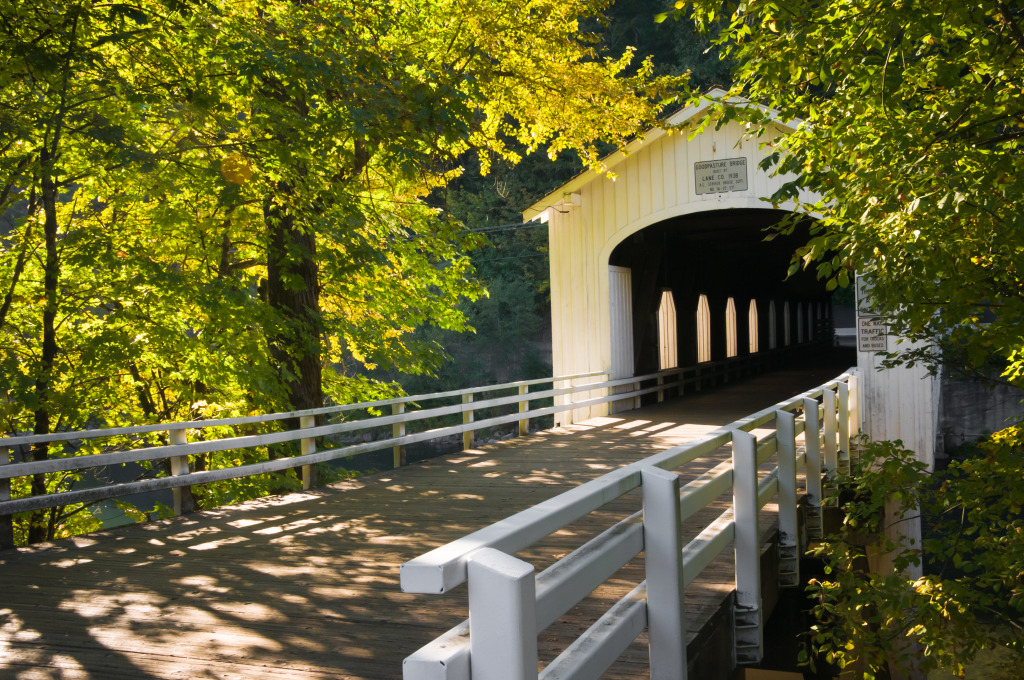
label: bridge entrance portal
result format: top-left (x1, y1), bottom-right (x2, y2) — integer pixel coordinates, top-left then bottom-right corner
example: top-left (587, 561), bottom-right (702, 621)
top-left (524, 92), bottom-right (842, 425)
top-left (608, 208), bottom-right (828, 383)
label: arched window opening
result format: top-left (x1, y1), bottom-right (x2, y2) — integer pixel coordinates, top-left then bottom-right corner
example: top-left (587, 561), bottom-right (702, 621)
top-left (725, 297), bottom-right (738, 358)
top-left (768, 300), bottom-right (777, 350)
top-left (657, 289), bottom-right (678, 370)
top-left (748, 300), bottom-right (759, 354)
top-left (697, 294), bottom-right (711, 363)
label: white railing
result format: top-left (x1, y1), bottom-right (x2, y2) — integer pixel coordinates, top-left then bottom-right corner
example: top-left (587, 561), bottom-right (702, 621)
top-left (400, 369), bottom-right (860, 680)
top-left (0, 348), bottom-right (805, 547)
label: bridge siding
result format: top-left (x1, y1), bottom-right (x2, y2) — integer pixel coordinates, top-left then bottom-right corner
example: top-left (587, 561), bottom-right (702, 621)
top-left (0, 368), bottom-right (840, 679)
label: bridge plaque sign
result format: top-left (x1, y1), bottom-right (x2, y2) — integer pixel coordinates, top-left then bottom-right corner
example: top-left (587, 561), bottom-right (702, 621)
top-left (694, 157), bottom-right (748, 195)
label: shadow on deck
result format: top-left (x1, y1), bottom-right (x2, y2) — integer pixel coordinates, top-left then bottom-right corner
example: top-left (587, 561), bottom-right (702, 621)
top-left (0, 363), bottom-right (847, 679)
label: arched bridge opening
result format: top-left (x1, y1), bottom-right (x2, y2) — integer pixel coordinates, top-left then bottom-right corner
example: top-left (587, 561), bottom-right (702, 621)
top-left (608, 208), bottom-right (848, 400)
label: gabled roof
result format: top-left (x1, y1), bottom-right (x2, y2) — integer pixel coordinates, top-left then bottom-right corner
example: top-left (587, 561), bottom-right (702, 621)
top-left (522, 88), bottom-right (799, 222)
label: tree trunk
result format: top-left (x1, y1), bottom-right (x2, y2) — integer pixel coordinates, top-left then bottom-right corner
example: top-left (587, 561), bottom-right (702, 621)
top-left (264, 186), bottom-right (324, 415)
top-left (27, 156), bottom-right (61, 544)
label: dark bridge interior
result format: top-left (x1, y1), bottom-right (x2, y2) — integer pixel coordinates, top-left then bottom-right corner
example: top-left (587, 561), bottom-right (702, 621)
top-left (609, 208), bottom-right (843, 375)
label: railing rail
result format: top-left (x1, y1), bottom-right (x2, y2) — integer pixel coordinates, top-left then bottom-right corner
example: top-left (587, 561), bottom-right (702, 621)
top-left (400, 368), bottom-right (860, 680)
top-left (0, 340), bottom-right (822, 530)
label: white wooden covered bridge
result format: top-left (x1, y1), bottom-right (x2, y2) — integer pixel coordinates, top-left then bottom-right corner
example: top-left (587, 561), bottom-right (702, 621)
top-left (522, 92), bottom-right (933, 455)
top-left (0, 93), bottom-right (939, 680)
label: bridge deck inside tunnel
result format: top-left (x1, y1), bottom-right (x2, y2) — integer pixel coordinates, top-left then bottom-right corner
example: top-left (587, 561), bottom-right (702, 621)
top-left (0, 358), bottom-right (852, 680)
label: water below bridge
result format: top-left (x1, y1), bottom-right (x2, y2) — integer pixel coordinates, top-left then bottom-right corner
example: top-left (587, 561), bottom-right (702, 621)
top-left (0, 358), bottom-right (851, 679)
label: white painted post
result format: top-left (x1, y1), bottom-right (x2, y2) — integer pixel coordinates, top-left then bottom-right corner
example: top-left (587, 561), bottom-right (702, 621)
top-left (802, 397), bottom-right (824, 539)
top-left (848, 372), bottom-right (862, 466)
top-left (0, 446), bottom-right (12, 550)
top-left (462, 393), bottom-right (474, 450)
top-left (562, 378), bottom-right (574, 426)
top-left (169, 428), bottom-right (189, 516)
top-left (300, 414), bottom-right (316, 489)
top-left (518, 385), bottom-right (529, 437)
top-left (467, 548), bottom-right (537, 680)
top-left (822, 389), bottom-right (838, 475)
top-left (838, 382), bottom-right (851, 475)
top-left (732, 430), bottom-right (763, 664)
top-left (776, 410), bottom-right (799, 588)
top-left (393, 403), bottom-right (407, 468)
top-left (849, 372), bottom-right (861, 435)
top-left (641, 467), bottom-right (687, 679)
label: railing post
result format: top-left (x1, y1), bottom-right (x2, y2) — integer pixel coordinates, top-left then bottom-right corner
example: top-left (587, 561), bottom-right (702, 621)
top-left (642, 467), bottom-right (687, 679)
top-left (732, 430), bottom-right (763, 664)
top-left (656, 375), bottom-right (665, 403)
top-left (822, 389), bottom-right (838, 476)
top-left (300, 415), bottom-right (317, 489)
top-left (393, 403), bottom-right (407, 468)
top-left (848, 372), bottom-right (862, 466)
top-left (563, 377), bottom-right (575, 425)
top-left (838, 382), bottom-right (851, 476)
top-left (468, 548), bottom-right (537, 680)
top-left (1, 446), bottom-right (12, 550)
top-left (802, 397), bottom-right (824, 539)
top-left (776, 410), bottom-right (799, 588)
top-left (462, 393), bottom-right (474, 450)
top-left (518, 385), bottom-right (529, 437)
top-left (169, 428), bottom-right (190, 516)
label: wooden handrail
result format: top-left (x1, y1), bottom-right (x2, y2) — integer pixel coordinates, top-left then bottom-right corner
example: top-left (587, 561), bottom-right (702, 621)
top-left (400, 368), bottom-right (859, 680)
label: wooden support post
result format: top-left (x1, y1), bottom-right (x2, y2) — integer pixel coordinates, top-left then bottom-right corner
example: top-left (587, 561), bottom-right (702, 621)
top-left (1, 446), bottom-right (12, 550)
top-left (468, 548), bottom-right (537, 680)
top-left (169, 428), bottom-right (190, 516)
top-left (776, 410), bottom-right (799, 588)
top-left (802, 397), bottom-right (824, 539)
top-left (462, 393), bottom-right (474, 450)
top-left (517, 385), bottom-right (529, 437)
top-left (561, 378), bottom-right (574, 426)
top-left (642, 467), bottom-right (686, 679)
top-left (656, 376), bottom-right (665, 403)
top-left (848, 372), bottom-right (862, 465)
top-left (822, 388), bottom-right (838, 476)
top-left (838, 381), bottom-right (851, 475)
top-left (393, 403), bottom-right (407, 468)
top-left (300, 414), bottom-right (317, 489)
top-left (732, 429), bottom-right (763, 664)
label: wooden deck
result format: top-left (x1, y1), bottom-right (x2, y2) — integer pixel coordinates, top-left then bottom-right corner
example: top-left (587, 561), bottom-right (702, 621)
top-left (0, 366), bottom-right (845, 679)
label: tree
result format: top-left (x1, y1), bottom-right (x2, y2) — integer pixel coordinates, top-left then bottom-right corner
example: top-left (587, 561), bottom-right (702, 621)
top-left (1, 0), bottom-right (686, 542)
